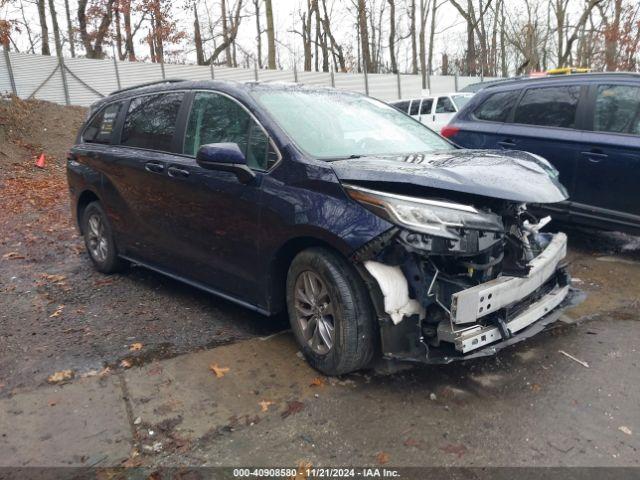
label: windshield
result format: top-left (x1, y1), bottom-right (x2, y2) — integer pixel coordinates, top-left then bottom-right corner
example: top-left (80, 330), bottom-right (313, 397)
top-left (252, 89), bottom-right (453, 159)
top-left (452, 94), bottom-right (472, 109)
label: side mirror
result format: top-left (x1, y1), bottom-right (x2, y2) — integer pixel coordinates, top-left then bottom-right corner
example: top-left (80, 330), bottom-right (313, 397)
top-left (195, 143), bottom-right (256, 184)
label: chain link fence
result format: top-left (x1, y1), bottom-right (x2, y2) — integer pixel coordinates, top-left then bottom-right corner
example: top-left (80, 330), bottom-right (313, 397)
top-left (1, 50), bottom-right (499, 107)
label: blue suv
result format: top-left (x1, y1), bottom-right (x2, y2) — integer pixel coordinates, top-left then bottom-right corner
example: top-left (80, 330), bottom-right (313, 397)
top-left (442, 73), bottom-right (640, 235)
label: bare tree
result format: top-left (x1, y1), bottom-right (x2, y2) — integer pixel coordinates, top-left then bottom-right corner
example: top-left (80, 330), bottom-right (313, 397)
top-left (194, 2), bottom-right (204, 65)
top-left (320, 0), bottom-right (346, 71)
top-left (77, 0), bottom-right (115, 58)
top-left (63, 0), bottom-right (75, 56)
top-left (253, 0), bottom-right (262, 67)
top-left (37, 0), bottom-right (50, 55)
top-left (264, 0), bottom-right (276, 68)
top-left (47, 0), bottom-right (63, 57)
top-left (553, 0), bottom-right (603, 67)
top-left (356, 0), bottom-right (372, 72)
top-left (204, 0), bottom-right (243, 65)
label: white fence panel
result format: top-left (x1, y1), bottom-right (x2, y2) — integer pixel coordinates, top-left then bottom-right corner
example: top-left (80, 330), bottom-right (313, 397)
top-left (0, 53), bottom-right (501, 107)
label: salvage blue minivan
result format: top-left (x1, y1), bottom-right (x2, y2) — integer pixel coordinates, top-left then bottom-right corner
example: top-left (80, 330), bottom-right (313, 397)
top-left (442, 73), bottom-right (640, 234)
top-left (68, 80), bottom-right (575, 375)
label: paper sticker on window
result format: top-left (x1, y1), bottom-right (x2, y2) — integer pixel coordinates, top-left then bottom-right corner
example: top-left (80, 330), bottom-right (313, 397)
top-left (100, 110), bottom-right (118, 135)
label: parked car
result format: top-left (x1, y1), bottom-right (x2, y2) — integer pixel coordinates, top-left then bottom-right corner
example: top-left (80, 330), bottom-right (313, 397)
top-left (442, 73), bottom-right (640, 235)
top-left (390, 93), bottom-right (473, 132)
top-left (68, 80), bottom-right (575, 375)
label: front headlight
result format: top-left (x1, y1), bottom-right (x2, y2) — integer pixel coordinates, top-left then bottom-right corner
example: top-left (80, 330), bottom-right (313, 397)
top-left (344, 184), bottom-right (504, 240)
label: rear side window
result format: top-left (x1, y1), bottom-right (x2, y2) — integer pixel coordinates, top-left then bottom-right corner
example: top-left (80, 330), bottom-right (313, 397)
top-left (473, 90), bottom-right (520, 122)
top-left (184, 92), bottom-right (278, 171)
top-left (83, 103), bottom-right (121, 144)
top-left (435, 97), bottom-right (456, 113)
top-left (514, 86), bottom-right (581, 129)
top-left (393, 101), bottom-right (410, 113)
top-left (594, 84), bottom-right (640, 135)
top-left (420, 99), bottom-right (433, 115)
top-left (409, 99), bottom-right (421, 116)
top-left (121, 93), bottom-right (184, 151)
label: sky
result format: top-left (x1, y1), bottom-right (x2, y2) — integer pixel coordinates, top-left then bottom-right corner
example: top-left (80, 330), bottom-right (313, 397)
top-left (4, 0), bottom-right (470, 73)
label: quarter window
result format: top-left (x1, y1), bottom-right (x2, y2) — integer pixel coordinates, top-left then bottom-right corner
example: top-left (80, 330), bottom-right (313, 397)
top-left (184, 92), bottom-right (278, 171)
top-left (393, 100), bottom-right (410, 113)
top-left (121, 93), bottom-right (184, 151)
top-left (594, 85), bottom-right (640, 135)
top-left (514, 86), bottom-right (581, 129)
top-left (473, 90), bottom-right (520, 122)
top-left (83, 103), bottom-right (122, 144)
top-left (435, 97), bottom-right (456, 114)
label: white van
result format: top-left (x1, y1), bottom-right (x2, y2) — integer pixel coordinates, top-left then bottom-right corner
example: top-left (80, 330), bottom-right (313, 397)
top-left (391, 93), bottom-right (474, 132)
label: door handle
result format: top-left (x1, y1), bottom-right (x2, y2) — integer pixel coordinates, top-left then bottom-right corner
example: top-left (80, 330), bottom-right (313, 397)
top-left (498, 139), bottom-right (516, 149)
top-left (580, 150), bottom-right (608, 163)
top-left (145, 161), bottom-right (164, 173)
top-left (167, 166), bottom-right (190, 178)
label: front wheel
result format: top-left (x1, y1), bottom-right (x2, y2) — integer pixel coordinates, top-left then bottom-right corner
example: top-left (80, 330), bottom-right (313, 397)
top-left (286, 247), bottom-right (377, 375)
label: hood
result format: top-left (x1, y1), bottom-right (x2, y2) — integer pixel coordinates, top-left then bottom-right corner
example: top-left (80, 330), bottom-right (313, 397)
top-left (331, 149), bottom-right (568, 204)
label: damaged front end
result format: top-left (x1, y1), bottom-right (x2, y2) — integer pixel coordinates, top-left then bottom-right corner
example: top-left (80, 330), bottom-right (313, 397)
top-left (346, 184), bottom-right (577, 364)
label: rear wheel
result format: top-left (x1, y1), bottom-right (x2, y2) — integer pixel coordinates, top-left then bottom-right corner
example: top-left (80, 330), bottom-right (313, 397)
top-left (286, 247), bottom-right (377, 375)
top-left (81, 201), bottom-right (127, 274)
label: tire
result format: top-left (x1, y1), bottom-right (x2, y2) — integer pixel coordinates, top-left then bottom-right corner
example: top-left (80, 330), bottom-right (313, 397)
top-left (286, 247), bottom-right (377, 375)
top-left (81, 201), bottom-right (127, 274)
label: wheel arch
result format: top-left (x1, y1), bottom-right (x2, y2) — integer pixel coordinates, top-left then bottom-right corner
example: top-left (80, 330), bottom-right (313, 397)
top-left (265, 234), bottom-right (352, 315)
top-left (76, 189), bottom-right (101, 233)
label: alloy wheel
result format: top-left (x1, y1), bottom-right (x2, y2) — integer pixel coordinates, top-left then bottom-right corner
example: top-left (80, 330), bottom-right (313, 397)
top-left (86, 213), bottom-right (109, 263)
top-left (294, 270), bottom-right (335, 355)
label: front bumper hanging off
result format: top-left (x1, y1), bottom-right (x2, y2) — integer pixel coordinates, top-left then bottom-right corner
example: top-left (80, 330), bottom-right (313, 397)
top-left (370, 232), bottom-right (579, 364)
top-left (439, 233), bottom-right (569, 354)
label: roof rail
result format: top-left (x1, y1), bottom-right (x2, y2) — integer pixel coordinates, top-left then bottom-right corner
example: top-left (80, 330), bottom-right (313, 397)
top-left (109, 79), bottom-right (187, 96)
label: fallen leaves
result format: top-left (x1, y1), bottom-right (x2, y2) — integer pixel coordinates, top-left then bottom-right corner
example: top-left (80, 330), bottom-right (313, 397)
top-left (619, 426), bottom-right (632, 436)
top-left (129, 342), bottom-right (143, 352)
top-left (403, 437), bottom-right (420, 447)
top-left (41, 273), bottom-right (66, 284)
top-left (49, 305), bottom-right (64, 317)
top-left (120, 359), bottom-right (133, 369)
top-left (440, 443), bottom-right (468, 458)
top-left (2, 251), bottom-right (25, 260)
top-left (375, 451), bottom-right (390, 465)
top-left (281, 400), bottom-right (305, 419)
top-left (47, 369), bottom-right (74, 383)
top-left (309, 377), bottom-right (325, 388)
top-left (209, 363), bottom-right (230, 378)
top-left (258, 400), bottom-right (274, 412)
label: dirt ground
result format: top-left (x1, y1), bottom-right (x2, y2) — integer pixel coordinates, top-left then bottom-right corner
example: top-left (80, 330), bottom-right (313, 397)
top-left (1, 97), bottom-right (639, 470)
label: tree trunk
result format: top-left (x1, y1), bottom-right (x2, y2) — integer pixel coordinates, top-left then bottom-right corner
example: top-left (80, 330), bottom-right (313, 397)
top-left (604, 0), bottom-right (623, 71)
top-left (427, 0), bottom-right (437, 75)
top-left (48, 0), bottom-right (63, 57)
top-left (194, 3), bottom-right (204, 65)
top-left (77, 0), bottom-right (114, 59)
top-left (409, 0), bottom-right (418, 74)
top-left (122, 0), bottom-right (135, 60)
top-left (419, 0), bottom-right (430, 89)
top-left (114, 3), bottom-right (123, 59)
top-left (221, 0), bottom-right (232, 66)
top-left (265, 0), bottom-right (276, 69)
top-left (500, 0), bottom-right (507, 76)
top-left (357, 0), bottom-right (371, 73)
top-left (253, 0), bottom-right (262, 68)
top-left (465, 0), bottom-right (476, 75)
top-left (152, 0), bottom-right (164, 63)
top-left (37, 0), bottom-right (50, 55)
top-left (388, 0), bottom-right (397, 73)
top-left (63, 0), bottom-right (75, 57)
top-left (320, 0), bottom-right (346, 72)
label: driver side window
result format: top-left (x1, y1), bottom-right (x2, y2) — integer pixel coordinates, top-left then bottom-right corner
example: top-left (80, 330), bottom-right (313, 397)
top-left (184, 92), bottom-right (278, 170)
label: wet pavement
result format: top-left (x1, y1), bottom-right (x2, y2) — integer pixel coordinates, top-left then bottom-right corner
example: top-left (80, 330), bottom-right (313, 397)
top-left (0, 226), bottom-right (639, 468)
